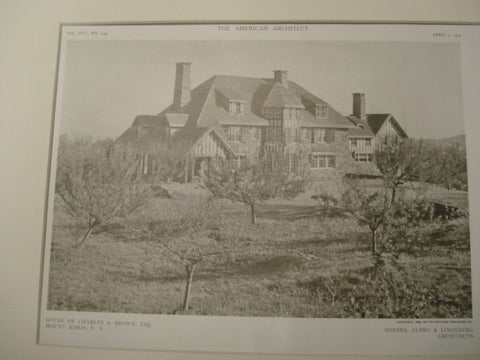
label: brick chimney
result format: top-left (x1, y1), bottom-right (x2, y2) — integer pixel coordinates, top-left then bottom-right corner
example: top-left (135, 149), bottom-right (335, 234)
top-left (274, 70), bottom-right (289, 87)
top-left (173, 62), bottom-right (191, 108)
top-left (352, 93), bottom-right (366, 120)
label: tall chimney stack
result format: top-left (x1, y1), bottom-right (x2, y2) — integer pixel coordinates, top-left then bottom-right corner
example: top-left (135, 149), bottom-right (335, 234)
top-left (352, 93), bottom-right (366, 120)
top-left (274, 70), bottom-right (289, 87)
top-left (173, 62), bottom-right (191, 108)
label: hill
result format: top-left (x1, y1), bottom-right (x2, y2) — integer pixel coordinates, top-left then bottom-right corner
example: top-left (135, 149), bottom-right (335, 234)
top-left (419, 134), bottom-right (466, 148)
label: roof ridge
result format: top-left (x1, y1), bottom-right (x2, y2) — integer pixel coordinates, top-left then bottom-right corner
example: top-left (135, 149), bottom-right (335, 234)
top-left (214, 74), bottom-right (269, 81)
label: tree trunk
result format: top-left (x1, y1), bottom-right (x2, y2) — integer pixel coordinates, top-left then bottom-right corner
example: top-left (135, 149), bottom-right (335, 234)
top-left (250, 202), bottom-right (256, 224)
top-left (371, 228), bottom-right (377, 255)
top-left (73, 219), bottom-right (98, 248)
top-left (391, 186), bottom-right (397, 205)
top-left (182, 264), bottom-right (195, 311)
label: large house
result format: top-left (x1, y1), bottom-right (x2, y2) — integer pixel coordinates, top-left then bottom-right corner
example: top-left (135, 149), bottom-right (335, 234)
top-left (118, 63), bottom-right (407, 182)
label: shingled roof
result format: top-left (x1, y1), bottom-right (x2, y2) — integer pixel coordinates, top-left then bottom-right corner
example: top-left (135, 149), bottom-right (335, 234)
top-left (263, 82), bottom-right (305, 108)
top-left (288, 81), bottom-right (355, 129)
top-left (365, 114), bottom-right (408, 138)
top-left (171, 126), bottom-right (234, 157)
top-left (119, 70), bottom-right (362, 149)
top-left (345, 116), bottom-right (375, 137)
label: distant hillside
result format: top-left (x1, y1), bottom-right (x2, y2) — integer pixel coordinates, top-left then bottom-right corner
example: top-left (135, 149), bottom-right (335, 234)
top-left (418, 134), bottom-right (466, 148)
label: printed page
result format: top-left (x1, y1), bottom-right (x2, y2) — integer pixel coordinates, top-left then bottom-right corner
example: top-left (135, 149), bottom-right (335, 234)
top-left (38, 23), bottom-right (480, 355)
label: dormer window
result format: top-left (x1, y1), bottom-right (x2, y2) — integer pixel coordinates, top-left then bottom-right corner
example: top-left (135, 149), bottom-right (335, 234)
top-left (316, 105), bottom-right (328, 118)
top-left (229, 101), bottom-right (245, 115)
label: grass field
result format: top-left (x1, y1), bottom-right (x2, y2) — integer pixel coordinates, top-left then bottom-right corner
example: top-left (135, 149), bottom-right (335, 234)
top-left (47, 186), bottom-right (472, 318)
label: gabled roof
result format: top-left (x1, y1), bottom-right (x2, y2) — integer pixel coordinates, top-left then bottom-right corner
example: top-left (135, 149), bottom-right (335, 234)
top-left (122, 72), bottom-right (360, 143)
top-left (288, 81), bottom-right (355, 129)
top-left (345, 116), bottom-right (375, 137)
top-left (116, 126), bottom-right (167, 151)
top-left (263, 82), bottom-right (304, 108)
top-left (171, 126), bottom-right (234, 157)
top-left (366, 114), bottom-right (408, 138)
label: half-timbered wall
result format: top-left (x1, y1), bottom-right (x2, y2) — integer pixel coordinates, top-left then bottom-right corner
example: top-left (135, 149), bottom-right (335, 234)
top-left (192, 132), bottom-right (228, 158)
top-left (377, 118), bottom-right (399, 139)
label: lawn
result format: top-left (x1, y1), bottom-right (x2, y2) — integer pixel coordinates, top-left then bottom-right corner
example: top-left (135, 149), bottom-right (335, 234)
top-left (47, 187), bottom-right (472, 318)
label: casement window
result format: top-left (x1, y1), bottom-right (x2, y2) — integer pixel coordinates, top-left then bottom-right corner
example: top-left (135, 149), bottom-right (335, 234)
top-left (303, 128), bottom-right (334, 144)
top-left (268, 119), bottom-right (282, 127)
top-left (240, 127), bottom-right (250, 139)
top-left (225, 126), bottom-right (241, 141)
top-left (325, 129), bottom-right (335, 143)
top-left (310, 154), bottom-right (336, 169)
top-left (353, 153), bottom-right (373, 163)
top-left (266, 127), bottom-right (283, 143)
top-left (229, 101), bottom-right (244, 114)
top-left (253, 127), bottom-right (261, 139)
top-left (313, 129), bottom-right (326, 143)
top-left (142, 154), bottom-right (149, 175)
top-left (284, 128), bottom-right (297, 142)
top-left (296, 108), bottom-right (303, 119)
top-left (350, 137), bottom-right (373, 151)
top-left (316, 105), bottom-right (328, 118)
top-left (287, 153), bottom-right (298, 173)
top-left (264, 107), bottom-right (282, 119)
top-left (224, 126), bottom-right (256, 141)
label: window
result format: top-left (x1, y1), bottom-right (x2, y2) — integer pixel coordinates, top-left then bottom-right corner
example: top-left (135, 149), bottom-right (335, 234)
top-left (353, 153), bottom-right (373, 163)
top-left (316, 105), bottom-right (328, 118)
top-left (287, 153), bottom-right (298, 173)
top-left (325, 129), bottom-right (335, 143)
top-left (310, 154), bottom-right (335, 169)
top-left (266, 127), bottom-right (283, 143)
top-left (264, 107), bottom-right (282, 119)
top-left (142, 154), bottom-right (149, 175)
top-left (240, 127), bottom-right (250, 139)
top-left (313, 128), bottom-right (326, 143)
top-left (296, 108), bottom-right (303, 119)
top-left (285, 128), bottom-right (296, 142)
top-left (350, 137), bottom-right (373, 151)
top-left (229, 101), bottom-right (244, 114)
top-left (225, 126), bottom-right (240, 141)
top-left (268, 119), bottom-right (282, 127)
top-left (253, 127), bottom-right (261, 139)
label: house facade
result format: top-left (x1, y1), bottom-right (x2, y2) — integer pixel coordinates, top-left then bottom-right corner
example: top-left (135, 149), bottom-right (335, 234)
top-left (117, 63), bottom-right (407, 182)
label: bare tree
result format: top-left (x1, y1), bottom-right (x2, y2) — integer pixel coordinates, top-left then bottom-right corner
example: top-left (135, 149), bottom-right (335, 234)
top-left (204, 151), bottom-right (311, 224)
top-left (428, 142), bottom-right (467, 190)
top-left (130, 197), bottom-right (243, 312)
top-left (340, 179), bottom-right (390, 255)
top-left (374, 137), bottom-right (427, 204)
top-left (375, 137), bottom-right (468, 203)
top-left (55, 135), bottom-right (153, 248)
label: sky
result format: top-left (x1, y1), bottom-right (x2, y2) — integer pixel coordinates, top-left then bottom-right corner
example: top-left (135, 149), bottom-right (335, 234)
top-left (58, 40), bottom-right (464, 139)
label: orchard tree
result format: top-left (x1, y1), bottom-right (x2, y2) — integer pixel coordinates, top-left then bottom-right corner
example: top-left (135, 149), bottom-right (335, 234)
top-left (130, 196), bottom-right (243, 312)
top-left (204, 151), bottom-right (311, 224)
top-left (138, 139), bottom-right (190, 183)
top-left (340, 179), bottom-right (391, 255)
top-left (428, 142), bottom-right (467, 190)
top-left (375, 137), bottom-right (468, 202)
top-left (374, 137), bottom-right (427, 204)
top-left (55, 135), bottom-right (153, 248)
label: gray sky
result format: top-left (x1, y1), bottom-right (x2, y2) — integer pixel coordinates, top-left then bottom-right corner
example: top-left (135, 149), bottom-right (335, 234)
top-left (59, 40), bottom-right (464, 139)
